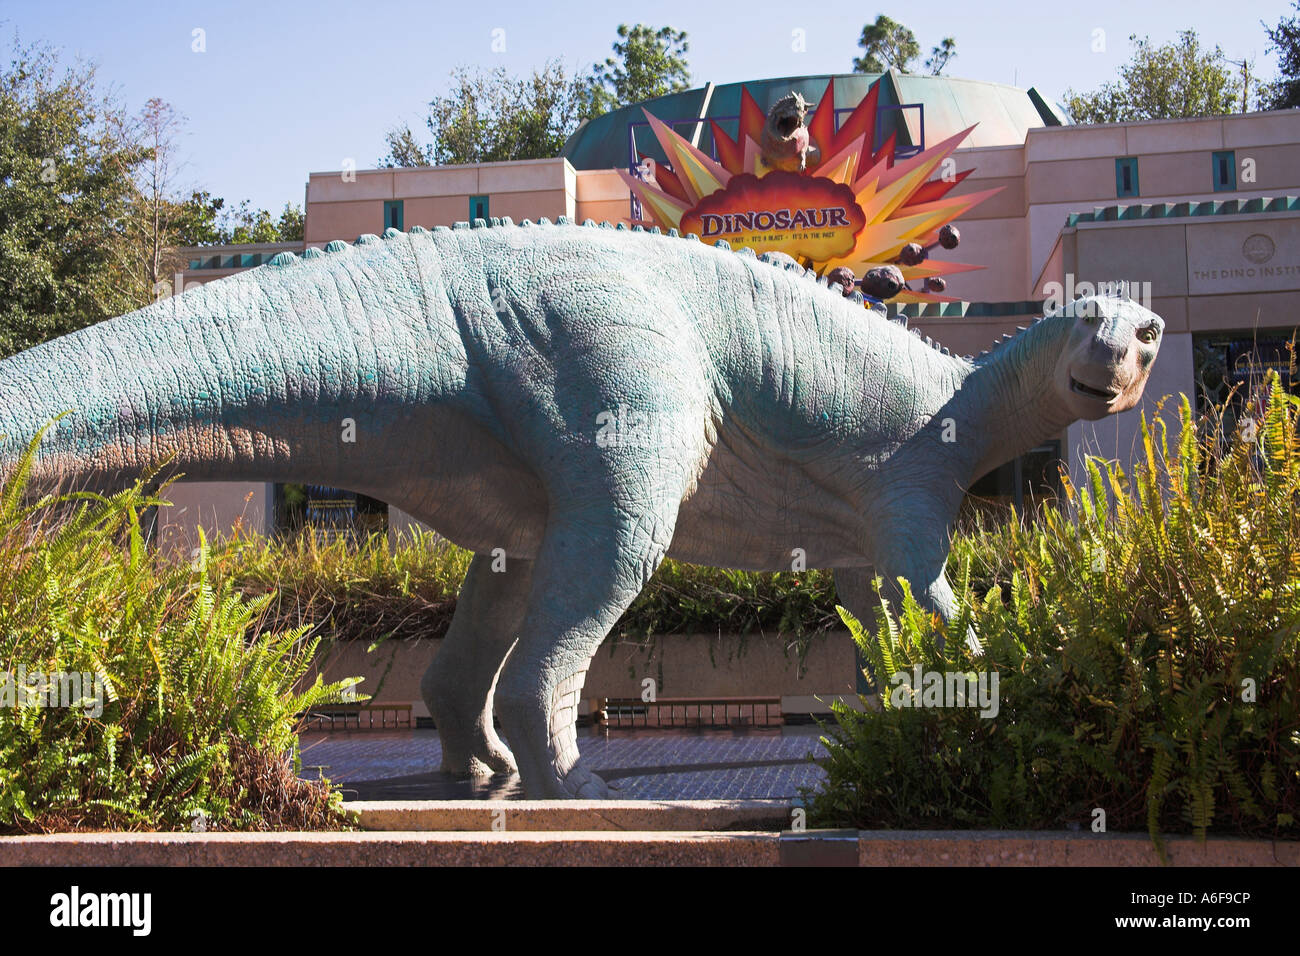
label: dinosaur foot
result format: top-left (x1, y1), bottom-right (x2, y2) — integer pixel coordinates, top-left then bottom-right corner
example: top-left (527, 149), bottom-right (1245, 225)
top-left (440, 741), bottom-right (518, 777)
top-left (529, 762), bottom-right (616, 799)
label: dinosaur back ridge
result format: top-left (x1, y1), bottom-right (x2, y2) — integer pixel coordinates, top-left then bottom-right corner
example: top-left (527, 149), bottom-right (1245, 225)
top-left (263, 214), bottom-right (1045, 365)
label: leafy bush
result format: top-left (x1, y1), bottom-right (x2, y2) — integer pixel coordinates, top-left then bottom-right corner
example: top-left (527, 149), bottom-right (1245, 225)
top-left (809, 376), bottom-right (1300, 850)
top-left (0, 424), bottom-right (357, 832)
top-left (615, 561), bottom-right (839, 667)
top-left (210, 525), bottom-right (470, 646)
top-left (212, 530), bottom-right (841, 666)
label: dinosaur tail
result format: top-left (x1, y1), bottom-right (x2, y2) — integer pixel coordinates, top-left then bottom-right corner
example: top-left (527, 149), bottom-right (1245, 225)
top-left (0, 240), bottom-right (430, 496)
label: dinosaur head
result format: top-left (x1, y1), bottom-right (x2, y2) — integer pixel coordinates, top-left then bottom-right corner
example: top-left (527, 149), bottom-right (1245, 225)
top-left (766, 92), bottom-right (812, 137)
top-left (1051, 294), bottom-right (1164, 421)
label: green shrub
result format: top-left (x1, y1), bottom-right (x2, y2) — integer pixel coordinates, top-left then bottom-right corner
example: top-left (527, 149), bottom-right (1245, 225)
top-left (212, 528), bottom-right (842, 667)
top-left (808, 375), bottom-right (1300, 851)
top-left (210, 525), bottom-right (470, 646)
top-left (0, 423), bottom-right (357, 832)
top-left (616, 561), bottom-right (839, 668)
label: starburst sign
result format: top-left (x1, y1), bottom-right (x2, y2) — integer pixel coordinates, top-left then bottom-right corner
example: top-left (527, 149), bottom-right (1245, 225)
top-left (618, 77), bottom-right (1003, 304)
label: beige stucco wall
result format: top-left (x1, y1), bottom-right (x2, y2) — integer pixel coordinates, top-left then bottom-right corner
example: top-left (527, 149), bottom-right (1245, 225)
top-left (154, 481), bottom-right (273, 557)
top-left (1020, 109), bottom-right (1300, 288)
top-left (303, 158), bottom-right (576, 243)
top-left (574, 167), bottom-right (634, 224)
top-left (909, 309), bottom-right (1041, 358)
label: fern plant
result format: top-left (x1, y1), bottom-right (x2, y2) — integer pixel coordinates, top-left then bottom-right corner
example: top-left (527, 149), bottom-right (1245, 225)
top-left (808, 375), bottom-right (1300, 852)
top-left (0, 424), bottom-right (359, 832)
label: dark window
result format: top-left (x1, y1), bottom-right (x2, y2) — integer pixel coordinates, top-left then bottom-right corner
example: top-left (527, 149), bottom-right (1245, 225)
top-left (470, 194), bottom-right (489, 221)
top-left (384, 200), bottom-right (404, 231)
top-left (1115, 157), bottom-right (1139, 198)
top-left (274, 484), bottom-right (389, 541)
top-left (963, 441), bottom-right (1064, 521)
top-left (1212, 150), bottom-right (1236, 192)
top-left (1193, 332), bottom-right (1297, 416)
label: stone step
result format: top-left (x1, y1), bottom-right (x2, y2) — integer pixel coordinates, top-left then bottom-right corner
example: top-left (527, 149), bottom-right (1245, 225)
top-left (0, 830), bottom-right (780, 866)
top-left (2, 829), bottom-right (1294, 867)
top-left (342, 798), bottom-right (793, 832)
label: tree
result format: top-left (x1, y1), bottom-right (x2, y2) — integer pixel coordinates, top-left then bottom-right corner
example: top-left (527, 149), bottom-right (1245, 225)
top-left (585, 24), bottom-right (691, 115)
top-left (171, 190), bottom-right (226, 246)
top-left (219, 199), bottom-right (278, 244)
top-left (380, 125), bottom-right (432, 167)
top-left (277, 202), bottom-right (304, 242)
top-left (112, 97), bottom-right (188, 304)
top-left (852, 16), bottom-right (920, 74)
top-left (381, 59), bottom-right (593, 167)
top-left (1063, 31), bottom-right (1244, 123)
top-left (926, 37), bottom-right (957, 76)
top-left (0, 38), bottom-right (148, 357)
top-left (1263, 1), bottom-right (1300, 109)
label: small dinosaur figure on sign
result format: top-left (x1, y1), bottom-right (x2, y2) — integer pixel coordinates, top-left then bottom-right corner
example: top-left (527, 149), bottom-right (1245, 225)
top-left (760, 92), bottom-right (820, 172)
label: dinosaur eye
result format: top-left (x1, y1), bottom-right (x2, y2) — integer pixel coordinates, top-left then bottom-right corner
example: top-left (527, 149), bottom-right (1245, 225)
top-left (1136, 326), bottom-right (1158, 344)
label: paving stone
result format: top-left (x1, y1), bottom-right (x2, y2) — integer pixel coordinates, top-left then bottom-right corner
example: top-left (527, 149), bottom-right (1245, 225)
top-left (299, 727), bottom-right (829, 800)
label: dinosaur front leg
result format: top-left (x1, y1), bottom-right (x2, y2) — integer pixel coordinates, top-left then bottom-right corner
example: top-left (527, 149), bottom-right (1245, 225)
top-left (870, 510), bottom-right (980, 656)
top-left (421, 553), bottom-right (532, 776)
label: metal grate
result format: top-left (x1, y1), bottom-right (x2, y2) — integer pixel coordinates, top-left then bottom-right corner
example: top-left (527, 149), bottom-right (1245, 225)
top-left (596, 697), bottom-right (782, 729)
top-left (303, 703), bottom-right (413, 732)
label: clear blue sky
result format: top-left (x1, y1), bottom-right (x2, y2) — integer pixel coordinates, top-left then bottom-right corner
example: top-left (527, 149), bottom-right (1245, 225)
top-left (3, 0), bottom-right (1291, 213)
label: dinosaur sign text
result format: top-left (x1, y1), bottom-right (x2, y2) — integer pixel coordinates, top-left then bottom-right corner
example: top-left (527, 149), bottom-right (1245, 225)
top-left (681, 172), bottom-right (865, 259)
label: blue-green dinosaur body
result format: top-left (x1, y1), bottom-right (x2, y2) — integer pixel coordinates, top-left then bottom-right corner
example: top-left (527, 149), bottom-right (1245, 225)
top-left (0, 217), bottom-right (1164, 797)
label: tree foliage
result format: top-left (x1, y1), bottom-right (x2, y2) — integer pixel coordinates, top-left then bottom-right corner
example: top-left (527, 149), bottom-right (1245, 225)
top-left (381, 60), bottom-right (595, 167)
top-left (585, 24), bottom-right (691, 115)
top-left (113, 97), bottom-right (189, 305)
top-left (0, 37), bottom-right (304, 356)
top-left (1064, 31), bottom-right (1244, 123)
top-left (926, 37), bottom-right (957, 76)
top-left (171, 190), bottom-right (226, 247)
top-left (0, 39), bottom-right (147, 356)
top-left (381, 24), bottom-right (691, 167)
top-left (276, 202), bottom-right (304, 242)
top-left (1263, 1), bottom-right (1300, 109)
top-left (852, 16), bottom-right (920, 74)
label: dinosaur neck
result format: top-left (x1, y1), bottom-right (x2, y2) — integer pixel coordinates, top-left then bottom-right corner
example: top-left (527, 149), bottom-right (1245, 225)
top-left (962, 316), bottom-right (1077, 485)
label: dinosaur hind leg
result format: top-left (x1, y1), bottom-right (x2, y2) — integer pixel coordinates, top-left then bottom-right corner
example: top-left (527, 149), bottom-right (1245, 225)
top-left (420, 553), bottom-right (533, 776)
top-left (494, 506), bottom-right (676, 799)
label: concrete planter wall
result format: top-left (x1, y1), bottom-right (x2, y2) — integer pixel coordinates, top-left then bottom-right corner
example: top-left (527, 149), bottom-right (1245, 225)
top-left (302, 630), bottom-right (862, 719)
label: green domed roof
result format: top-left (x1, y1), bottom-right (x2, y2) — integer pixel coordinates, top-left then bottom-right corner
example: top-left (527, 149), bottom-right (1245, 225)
top-left (560, 70), bottom-right (1068, 171)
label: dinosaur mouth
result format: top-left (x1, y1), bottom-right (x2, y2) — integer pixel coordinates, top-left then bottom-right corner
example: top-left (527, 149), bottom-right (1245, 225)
top-left (1070, 377), bottom-right (1121, 401)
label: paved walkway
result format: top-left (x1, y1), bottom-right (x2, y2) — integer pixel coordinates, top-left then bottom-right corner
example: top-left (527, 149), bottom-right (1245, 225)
top-left (298, 726), bottom-right (830, 800)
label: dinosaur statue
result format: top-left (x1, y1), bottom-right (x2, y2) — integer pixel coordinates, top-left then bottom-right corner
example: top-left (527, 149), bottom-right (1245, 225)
top-left (0, 218), bottom-right (1165, 798)
top-left (760, 92), bottom-right (820, 172)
